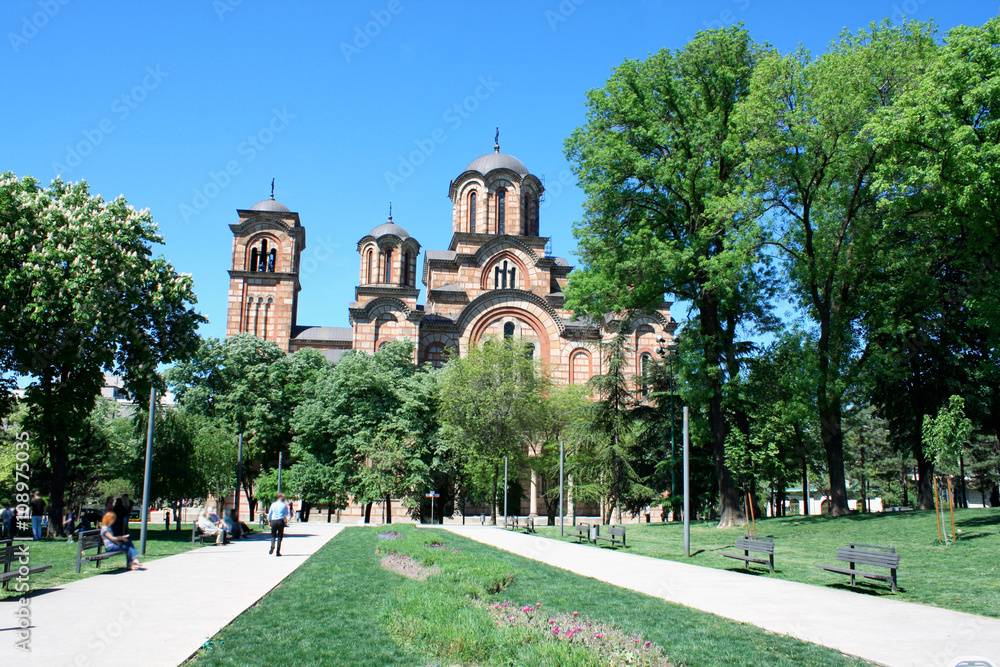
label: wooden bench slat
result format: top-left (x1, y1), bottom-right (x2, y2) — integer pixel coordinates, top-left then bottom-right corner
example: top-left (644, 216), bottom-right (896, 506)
top-left (819, 543), bottom-right (899, 593)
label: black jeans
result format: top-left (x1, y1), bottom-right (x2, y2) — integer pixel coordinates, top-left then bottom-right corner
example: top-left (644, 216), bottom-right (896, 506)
top-left (269, 519), bottom-right (285, 554)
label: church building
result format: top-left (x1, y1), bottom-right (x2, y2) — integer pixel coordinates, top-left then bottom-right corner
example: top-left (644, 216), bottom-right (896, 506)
top-left (224, 140), bottom-right (677, 520)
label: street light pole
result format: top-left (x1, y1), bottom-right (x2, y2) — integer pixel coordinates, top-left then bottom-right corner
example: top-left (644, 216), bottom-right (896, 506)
top-left (277, 451), bottom-right (283, 495)
top-left (559, 439), bottom-right (565, 538)
top-left (683, 405), bottom-right (690, 557)
top-left (503, 456), bottom-right (509, 522)
top-left (235, 433), bottom-right (243, 522)
top-left (139, 386), bottom-right (156, 556)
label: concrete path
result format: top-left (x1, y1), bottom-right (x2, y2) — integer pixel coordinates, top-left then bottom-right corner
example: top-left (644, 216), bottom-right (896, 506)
top-left (441, 526), bottom-right (1000, 667)
top-left (1, 521), bottom-right (344, 667)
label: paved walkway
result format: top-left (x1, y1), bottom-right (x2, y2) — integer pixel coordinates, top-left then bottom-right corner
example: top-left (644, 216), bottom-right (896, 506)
top-left (1, 522), bottom-right (344, 667)
top-left (441, 526), bottom-right (1000, 667)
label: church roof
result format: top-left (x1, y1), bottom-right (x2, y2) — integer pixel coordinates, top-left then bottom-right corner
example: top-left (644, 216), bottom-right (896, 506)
top-left (425, 250), bottom-right (457, 261)
top-left (290, 325), bottom-right (354, 342)
top-left (466, 151), bottom-right (529, 177)
top-left (250, 197), bottom-right (291, 213)
top-left (368, 220), bottom-right (410, 240)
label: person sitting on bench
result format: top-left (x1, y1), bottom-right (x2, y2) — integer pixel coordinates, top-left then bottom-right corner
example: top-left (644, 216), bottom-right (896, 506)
top-left (197, 511), bottom-right (228, 545)
top-left (100, 512), bottom-right (144, 570)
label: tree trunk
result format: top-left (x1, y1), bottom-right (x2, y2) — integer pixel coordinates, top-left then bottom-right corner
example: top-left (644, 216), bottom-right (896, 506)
top-left (700, 295), bottom-right (745, 529)
top-left (363, 501), bottom-right (373, 524)
top-left (818, 400), bottom-right (850, 516)
top-left (915, 449), bottom-right (935, 510)
top-left (47, 438), bottom-right (68, 537)
top-left (491, 465), bottom-right (499, 525)
top-left (900, 457), bottom-right (909, 507)
top-left (384, 495), bottom-right (391, 524)
top-left (799, 428), bottom-right (809, 516)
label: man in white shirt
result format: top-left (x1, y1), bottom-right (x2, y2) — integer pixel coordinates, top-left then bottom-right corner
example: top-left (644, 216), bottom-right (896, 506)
top-left (197, 510), bottom-right (227, 545)
top-left (267, 493), bottom-right (290, 556)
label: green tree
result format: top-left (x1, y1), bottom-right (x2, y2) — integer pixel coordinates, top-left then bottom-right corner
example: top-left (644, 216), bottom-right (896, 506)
top-left (167, 335), bottom-right (329, 517)
top-left (738, 22), bottom-right (937, 515)
top-left (438, 338), bottom-right (545, 524)
top-left (564, 27), bottom-right (772, 527)
top-left (0, 174), bottom-right (203, 534)
top-left (867, 17), bottom-right (1000, 508)
top-left (292, 340), bottom-right (441, 523)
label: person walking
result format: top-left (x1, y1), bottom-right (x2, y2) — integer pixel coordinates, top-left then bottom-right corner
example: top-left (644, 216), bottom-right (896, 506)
top-left (267, 493), bottom-right (289, 556)
top-left (30, 491), bottom-right (46, 540)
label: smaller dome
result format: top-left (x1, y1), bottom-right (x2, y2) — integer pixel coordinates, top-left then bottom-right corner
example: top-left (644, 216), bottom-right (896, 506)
top-left (251, 197), bottom-right (291, 213)
top-left (466, 151), bottom-right (529, 177)
top-left (369, 219), bottom-right (410, 240)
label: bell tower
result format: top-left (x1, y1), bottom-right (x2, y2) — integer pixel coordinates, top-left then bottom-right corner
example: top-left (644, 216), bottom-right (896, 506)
top-left (225, 191), bottom-right (305, 352)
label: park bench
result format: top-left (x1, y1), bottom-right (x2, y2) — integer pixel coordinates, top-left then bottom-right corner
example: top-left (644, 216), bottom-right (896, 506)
top-left (816, 543), bottom-right (900, 593)
top-left (75, 529), bottom-right (128, 573)
top-left (721, 535), bottom-right (775, 573)
top-left (522, 517), bottom-right (535, 534)
top-left (0, 539), bottom-right (52, 590)
top-left (569, 522), bottom-right (590, 543)
top-left (593, 525), bottom-right (627, 549)
top-left (503, 516), bottom-right (519, 530)
top-left (192, 522), bottom-right (228, 545)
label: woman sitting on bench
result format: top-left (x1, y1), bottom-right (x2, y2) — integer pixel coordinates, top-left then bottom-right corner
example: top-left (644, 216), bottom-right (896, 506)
top-left (100, 512), bottom-right (144, 571)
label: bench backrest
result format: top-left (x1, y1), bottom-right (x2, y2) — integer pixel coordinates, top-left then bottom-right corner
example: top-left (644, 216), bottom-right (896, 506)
top-left (608, 526), bottom-right (626, 538)
top-left (0, 541), bottom-right (26, 566)
top-left (78, 529), bottom-right (104, 554)
top-left (575, 522), bottom-right (590, 532)
top-left (836, 544), bottom-right (899, 568)
top-left (734, 535), bottom-right (774, 553)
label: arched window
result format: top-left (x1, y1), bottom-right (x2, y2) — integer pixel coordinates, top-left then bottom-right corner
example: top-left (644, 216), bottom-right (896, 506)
top-left (468, 191), bottom-right (477, 233)
top-left (640, 353), bottom-right (653, 396)
top-left (424, 343), bottom-right (445, 368)
top-left (267, 249), bottom-right (276, 272)
top-left (503, 322), bottom-right (515, 339)
top-left (493, 260), bottom-right (517, 290)
top-left (524, 342), bottom-right (535, 359)
top-left (366, 249), bottom-right (373, 283)
top-left (258, 240), bottom-right (268, 271)
top-left (378, 341), bottom-right (389, 351)
top-left (496, 189), bottom-right (506, 234)
top-left (402, 252), bottom-right (409, 286)
top-left (384, 249), bottom-right (392, 283)
top-left (521, 191), bottom-right (531, 236)
top-left (571, 350), bottom-right (591, 385)
top-left (249, 247), bottom-right (258, 272)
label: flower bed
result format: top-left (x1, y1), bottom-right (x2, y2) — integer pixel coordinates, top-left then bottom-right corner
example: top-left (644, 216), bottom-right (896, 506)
top-left (380, 553), bottom-right (441, 581)
top-left (377, 531), bottom-right (404, 540)
top-left (485, 601), bottom-right (675, 666)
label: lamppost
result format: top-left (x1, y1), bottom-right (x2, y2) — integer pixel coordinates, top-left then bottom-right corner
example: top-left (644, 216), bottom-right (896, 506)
top-left (657, 337), bottom-right (679, 519)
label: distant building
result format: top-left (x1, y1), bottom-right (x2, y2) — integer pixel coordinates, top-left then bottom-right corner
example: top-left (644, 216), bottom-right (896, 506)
top-left (224, 141), bottom-right (678, 521)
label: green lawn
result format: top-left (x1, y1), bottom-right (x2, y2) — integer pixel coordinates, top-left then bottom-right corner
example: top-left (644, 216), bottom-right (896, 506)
top-left (188, 525), bottom-right (871, 667)
top-left (535, 508), bottom-right (1000, 617)
top-left (2, 523), bottom-right (200, 599)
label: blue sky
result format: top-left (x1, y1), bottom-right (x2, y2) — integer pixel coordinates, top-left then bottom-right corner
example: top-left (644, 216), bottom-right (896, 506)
top-left (3, 0), bottom-right (998, 340)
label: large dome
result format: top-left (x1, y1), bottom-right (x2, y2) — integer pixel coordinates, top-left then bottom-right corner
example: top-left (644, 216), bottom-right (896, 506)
top-left (368, 220), bottom-right (410, 240)
top-left (466, 151), bottom-right (529, 177)
top-left (250, 197), bottom-right (291, 213)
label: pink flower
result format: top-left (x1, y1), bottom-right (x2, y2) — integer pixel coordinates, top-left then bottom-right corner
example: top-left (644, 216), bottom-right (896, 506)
top-left (552, 626), bottom-right (560, 635)
top-left (644, 641), bottom-right (652, 650)
top-left (594, 632), bottom-right (605, 639)
top-left (572, 611), bottom-right (579, 616)
top-left (536, 602), bottom-right (542, 607)
top-left (548, 619), bottom-right (556, 624)
top-left (522, 606), bottom-right (533, 614)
